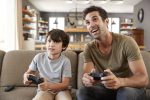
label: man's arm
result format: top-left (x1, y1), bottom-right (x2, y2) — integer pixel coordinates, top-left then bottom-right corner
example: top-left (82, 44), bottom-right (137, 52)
top-left (83, 62), bottom-right (95, 73)
top-left (101, 59), bottom-right (149, 89)
top-left (82, 62), bottom-right (96, 86)
top-left (121, 59), bottom-right (148, 87)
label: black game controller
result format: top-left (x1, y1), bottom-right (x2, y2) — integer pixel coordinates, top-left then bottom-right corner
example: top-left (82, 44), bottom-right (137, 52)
top-left (28, 75), bottom-right (44, 85)
top-left (89, 72), bottom-right (108, 81)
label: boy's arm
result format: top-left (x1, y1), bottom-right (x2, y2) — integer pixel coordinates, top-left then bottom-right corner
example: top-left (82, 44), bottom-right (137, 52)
top-left (39, 77), bottom-right (71, 91)
top-left (23, 68), bottom-right (36, 85)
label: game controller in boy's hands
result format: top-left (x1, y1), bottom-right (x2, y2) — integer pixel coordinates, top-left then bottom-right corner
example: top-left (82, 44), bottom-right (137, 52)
top-left (28, 75), bottom-right (44, 85)
top-left (89, 72), bottom-right (109, 81)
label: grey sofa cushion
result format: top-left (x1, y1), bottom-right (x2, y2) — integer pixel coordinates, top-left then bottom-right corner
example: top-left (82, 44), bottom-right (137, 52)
top-left (0, 50), bottom-right (37, 86)
top-left (63, 51), bottom-right (78, 89)
top-left (77, 52), bottom-right (84, 89)
top-left (0, 87), bottom-right (37, 100)
top-left (141, 51), bottom-right (150, 89)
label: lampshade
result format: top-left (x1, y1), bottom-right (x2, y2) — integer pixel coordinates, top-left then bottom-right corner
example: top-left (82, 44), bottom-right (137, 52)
top-left (53, 18), bottom-right (58, 24)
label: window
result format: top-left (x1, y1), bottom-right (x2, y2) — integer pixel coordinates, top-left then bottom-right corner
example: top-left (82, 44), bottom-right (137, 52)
top-left (0, 0), bottom-right (16, 51)
top-left (49, 17), bottom-right (65, 31)
top-left (108, 18), bottom-right (120, 34)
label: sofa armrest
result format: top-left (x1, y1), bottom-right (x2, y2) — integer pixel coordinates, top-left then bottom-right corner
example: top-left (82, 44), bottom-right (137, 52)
top-left (0, 50), bottom-right (5, 76)
top-left (141, 51), bottom-right (150, 89)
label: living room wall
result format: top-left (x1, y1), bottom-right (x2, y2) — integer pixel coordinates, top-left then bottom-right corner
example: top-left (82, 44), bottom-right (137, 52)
top-left (134, 0), bottom-right (150, 51)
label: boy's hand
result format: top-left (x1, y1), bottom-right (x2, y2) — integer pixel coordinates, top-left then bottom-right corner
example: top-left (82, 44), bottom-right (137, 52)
top-left (23, 73), bottom-right (33, 85)
top-left (38, 79), bottom-right (49, 91)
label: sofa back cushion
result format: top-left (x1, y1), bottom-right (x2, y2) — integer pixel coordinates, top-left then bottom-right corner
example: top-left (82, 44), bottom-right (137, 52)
top-left (0, 50), bottom-right (5, 77)
top-left (0, 50), bottom-right (78, 89)
top-left (62, 51), bottom-right (78, 89)
top-left (1, 50), bottom-right (37, 86)
top-left (77, 52), bottom-right (84, 88)
top-left (141, 51), bottom-right (150, 89)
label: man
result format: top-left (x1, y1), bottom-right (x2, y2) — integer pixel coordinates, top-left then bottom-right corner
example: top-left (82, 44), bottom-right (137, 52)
top-left (77, 6), bottom-right (148, 100)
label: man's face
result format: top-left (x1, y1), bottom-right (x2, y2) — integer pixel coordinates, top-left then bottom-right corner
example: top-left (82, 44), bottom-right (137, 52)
top-left (84, 11), bottom-right (108, 39)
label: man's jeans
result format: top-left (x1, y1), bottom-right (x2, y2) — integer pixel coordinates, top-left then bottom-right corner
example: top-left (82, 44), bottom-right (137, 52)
top-left (77, 85), bottom-right (146, 100)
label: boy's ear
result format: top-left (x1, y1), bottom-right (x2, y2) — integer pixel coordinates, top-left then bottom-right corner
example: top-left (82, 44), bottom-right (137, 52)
top-left (62, 47), bottom-right (66, 51)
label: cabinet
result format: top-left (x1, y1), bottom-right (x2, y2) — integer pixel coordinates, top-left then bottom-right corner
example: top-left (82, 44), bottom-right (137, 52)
top-left (128, 28), bottom-right (144, 50)
top-left (65, 28), bottom-right (92, 50)
top-left (120, 18), bottom-right (134, 35)
top-left (22, 8), bottom-right (36, 40)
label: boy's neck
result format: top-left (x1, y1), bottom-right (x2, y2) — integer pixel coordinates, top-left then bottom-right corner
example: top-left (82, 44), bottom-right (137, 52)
top-left (48, 53), bottom-right (61, 60)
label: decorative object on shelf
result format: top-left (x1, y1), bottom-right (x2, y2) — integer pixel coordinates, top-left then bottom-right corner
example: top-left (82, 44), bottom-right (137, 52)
top-left (137, 8), bottom-right (144, 23)
top-left (120, 18), bottom-right (133, 35)
top-left (67, 16), bottom-right (75, 27)
top-left (22, 5), bottom-right (37, 41)
top-left (65, 28), bottom-right (90, 50)
top-left (23, 33), bottom-right (29, 40)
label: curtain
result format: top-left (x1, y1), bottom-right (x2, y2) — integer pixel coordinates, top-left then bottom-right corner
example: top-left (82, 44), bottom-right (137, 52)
top-left (0, 0), bottom-right (23, 51)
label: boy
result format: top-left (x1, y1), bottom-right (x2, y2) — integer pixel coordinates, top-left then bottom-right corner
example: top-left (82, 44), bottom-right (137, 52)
top-left (23, 29), bottom-right (72, 100)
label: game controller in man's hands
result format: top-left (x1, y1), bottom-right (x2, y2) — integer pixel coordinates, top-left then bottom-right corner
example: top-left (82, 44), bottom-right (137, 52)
top-left (28, 75), bottom-right (44, 85)
top-left (89, 72), bottom-right (109, 81)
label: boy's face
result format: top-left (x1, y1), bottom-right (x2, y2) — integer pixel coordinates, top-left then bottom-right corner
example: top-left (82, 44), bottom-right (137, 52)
top-left (46, 36), bottom-right (65, 55)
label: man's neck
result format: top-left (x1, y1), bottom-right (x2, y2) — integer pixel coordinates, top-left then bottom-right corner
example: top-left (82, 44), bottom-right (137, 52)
top-left (97, 32), bottom-right (112, 48)
top-left (96, 32), bottom-right (112, 55)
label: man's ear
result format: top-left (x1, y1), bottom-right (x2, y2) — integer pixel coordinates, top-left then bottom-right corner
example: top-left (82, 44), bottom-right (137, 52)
top-left (105, 18), bottom-right (109, 24)
top-left (105, 18), bottom-right (109, 28)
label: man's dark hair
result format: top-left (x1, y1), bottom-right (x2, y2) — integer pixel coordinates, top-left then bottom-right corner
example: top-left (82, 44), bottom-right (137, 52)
top-left (83, 6), bottom-right (108, 21)
top-left (46, 29), bottom-right (70, 51)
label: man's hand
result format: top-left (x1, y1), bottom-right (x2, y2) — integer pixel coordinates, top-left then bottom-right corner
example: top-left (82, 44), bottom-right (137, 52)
top-left (82, 73), bottom-right (95, 87)
top-left (101, 69), bottom-right (123, 89)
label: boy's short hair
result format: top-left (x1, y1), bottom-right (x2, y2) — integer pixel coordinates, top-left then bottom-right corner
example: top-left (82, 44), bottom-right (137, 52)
top-left (83, 6), bottom-right (108, 21)
top-left (46, 29), bottom-right (70, 51)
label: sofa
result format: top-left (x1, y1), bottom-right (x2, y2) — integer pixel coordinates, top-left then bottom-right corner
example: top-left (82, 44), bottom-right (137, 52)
top-left (0, 50), bottom-right (150, 100)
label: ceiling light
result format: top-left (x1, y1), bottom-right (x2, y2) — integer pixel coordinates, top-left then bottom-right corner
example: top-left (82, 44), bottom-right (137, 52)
top-left (66, 0), bottom-right (73, 3)
top-left (111, 0), bottom-right (124, 4)
top-left (76, 0), bottom-right (90, 4)
top-left (94, 0), bottom-right (107, 4)
top-left (66, 0), bottom-right (91, 4)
